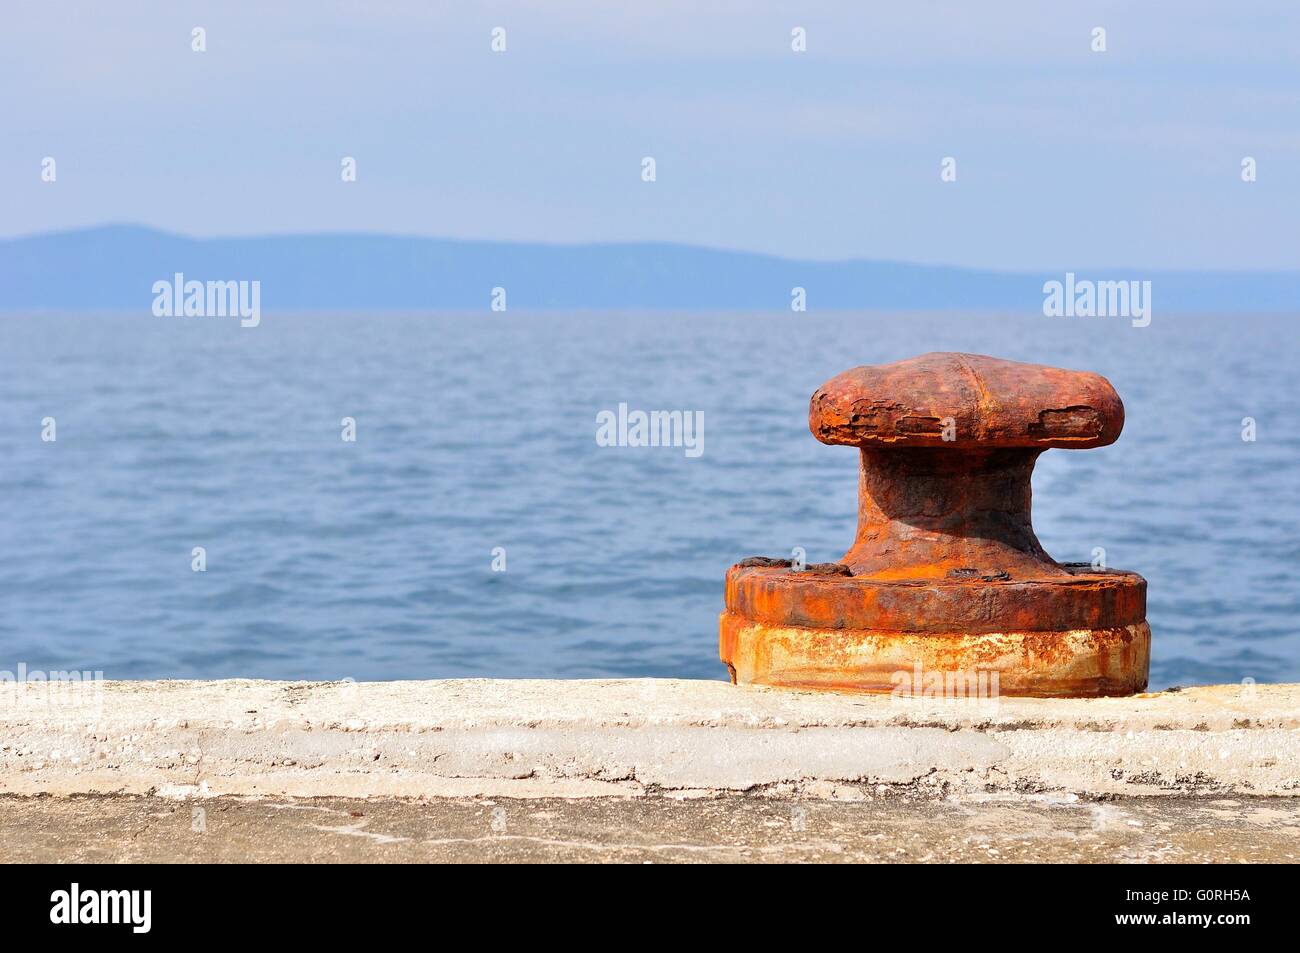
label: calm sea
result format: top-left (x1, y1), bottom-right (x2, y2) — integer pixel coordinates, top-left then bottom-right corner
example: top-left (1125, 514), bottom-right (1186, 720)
top-left (1, 311), bottom-right (1295, 689)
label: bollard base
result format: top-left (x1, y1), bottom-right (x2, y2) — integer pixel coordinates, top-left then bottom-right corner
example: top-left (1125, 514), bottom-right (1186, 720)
top-left (720, 613), bottom-right (1151, 698)
top-left (721, 561), bottom-right (1150, 698)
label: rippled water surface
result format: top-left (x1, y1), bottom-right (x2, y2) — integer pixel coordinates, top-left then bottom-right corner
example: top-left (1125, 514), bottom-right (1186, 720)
top-left (1, 311), bottom-right (1295, 688)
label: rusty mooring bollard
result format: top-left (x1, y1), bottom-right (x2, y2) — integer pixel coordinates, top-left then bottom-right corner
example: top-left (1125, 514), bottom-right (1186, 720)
top-left (720, 352), bottom-right (1150, 698)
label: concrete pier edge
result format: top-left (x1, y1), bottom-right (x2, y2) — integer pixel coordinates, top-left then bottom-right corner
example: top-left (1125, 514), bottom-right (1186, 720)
top-left (1, 679), bottom-right (1296, 801)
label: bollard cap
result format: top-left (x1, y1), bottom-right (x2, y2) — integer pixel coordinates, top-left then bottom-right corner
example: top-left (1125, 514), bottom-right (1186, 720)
top-left (809, 352), bottom-right (1123, 449)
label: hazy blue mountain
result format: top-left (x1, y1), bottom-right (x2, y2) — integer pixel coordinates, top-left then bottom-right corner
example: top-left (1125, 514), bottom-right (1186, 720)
top-left (1, 224), bottom-right (1295, 311)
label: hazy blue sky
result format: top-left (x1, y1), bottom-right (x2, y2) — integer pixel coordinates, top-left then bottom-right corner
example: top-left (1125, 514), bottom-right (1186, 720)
top-left (4, 1), bottom-right (1297, 269)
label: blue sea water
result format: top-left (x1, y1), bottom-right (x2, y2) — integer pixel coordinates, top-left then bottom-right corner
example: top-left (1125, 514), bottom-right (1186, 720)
top-left (0, 310), bottom-right (1295, 688)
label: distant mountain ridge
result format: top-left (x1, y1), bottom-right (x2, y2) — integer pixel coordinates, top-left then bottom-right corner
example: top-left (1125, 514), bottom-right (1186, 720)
top-left (1, 225), bottom-right (1295, 312)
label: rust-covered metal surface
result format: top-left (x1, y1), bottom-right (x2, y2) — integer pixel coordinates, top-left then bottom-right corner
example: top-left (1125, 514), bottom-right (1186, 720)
top-left (810, 351), bottom-right (1124, 450)
top-left (720, 352), bottom-right (1151, 698)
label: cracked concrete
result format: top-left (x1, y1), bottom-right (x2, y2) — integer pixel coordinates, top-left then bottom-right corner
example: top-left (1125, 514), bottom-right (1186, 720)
top-left (1, 678), bottom-right (1296, 800)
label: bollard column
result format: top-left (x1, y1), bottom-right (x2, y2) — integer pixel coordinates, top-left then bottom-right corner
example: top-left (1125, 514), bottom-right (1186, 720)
top-left (720, 352), bottom-right (1150, 698)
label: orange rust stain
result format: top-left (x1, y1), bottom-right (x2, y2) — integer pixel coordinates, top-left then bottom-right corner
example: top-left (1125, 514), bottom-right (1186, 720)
top-left (721, 614), bottom-right (1150, 698)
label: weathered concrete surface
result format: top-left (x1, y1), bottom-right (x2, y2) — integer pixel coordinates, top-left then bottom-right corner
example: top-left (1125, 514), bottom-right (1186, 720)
top-left (1, 679), bottom-right (1295, 800)
top-left (2, 794), bottom-right (1296, 863)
